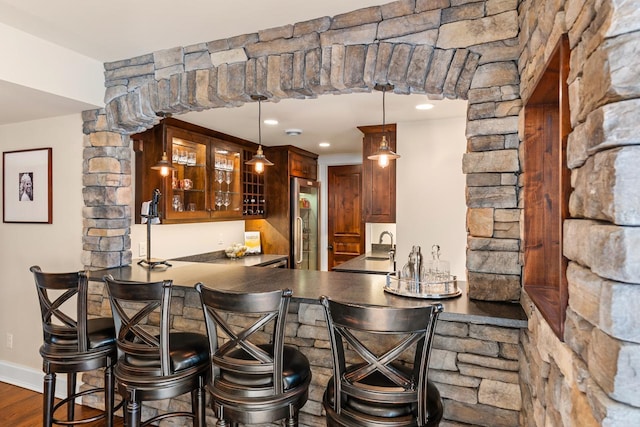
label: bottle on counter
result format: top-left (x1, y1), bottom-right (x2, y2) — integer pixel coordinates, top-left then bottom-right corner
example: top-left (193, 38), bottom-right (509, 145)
top-left (401, 245), bottom-right (424, 292)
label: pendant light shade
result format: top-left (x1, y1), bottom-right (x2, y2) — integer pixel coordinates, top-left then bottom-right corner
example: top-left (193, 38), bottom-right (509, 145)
top-left (245, 95), bottom-right (274, 173)
top-left (151, 112), bottom-right (177, 176)
top-left (151, 151), bottom-right (176, 177)
top-left (367, 83), bottom-right (400, 168)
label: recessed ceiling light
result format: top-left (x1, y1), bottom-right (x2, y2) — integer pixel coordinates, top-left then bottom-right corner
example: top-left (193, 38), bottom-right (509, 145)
top-left (416, 103), bottom-right (434, 110)
top-left (319, 142), bottom-right (331, 148)
top-left (285, 129), bottom-right (303, 136)
top-left (264, 119), bottom-right (278, 125)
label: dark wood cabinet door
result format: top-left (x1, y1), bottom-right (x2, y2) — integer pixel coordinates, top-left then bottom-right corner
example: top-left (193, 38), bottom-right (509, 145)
top-left (289, 151), bottom-right (318, 180)
top-left (328, 165), bottom-right (363, 270)
top-left (359, 124), bottom-right (397, 223)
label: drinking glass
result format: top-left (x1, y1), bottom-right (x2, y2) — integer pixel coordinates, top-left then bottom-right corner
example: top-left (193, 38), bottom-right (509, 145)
top-left (187, 152), bottom-right (196, 166)
top-left (215, 193), bottom-right (223, 210)
top-left (223, 192), bottom-right (231, 209)
top-left (172, 195), bottom-right (183, 212)
top-left (178, 150), bottom-right (188, 165)
top-left (225, 170), bottom-right (232, 191)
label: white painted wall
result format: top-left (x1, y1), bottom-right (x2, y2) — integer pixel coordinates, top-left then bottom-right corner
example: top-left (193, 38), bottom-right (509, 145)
top-left (0, 114), bottom-right (85, 384)
top-left (396, 118), bottom-right (468, 278)
top-left (0, 22), bottom-right (104, 107)
top-left (130, 221), bottom-right (246, 260)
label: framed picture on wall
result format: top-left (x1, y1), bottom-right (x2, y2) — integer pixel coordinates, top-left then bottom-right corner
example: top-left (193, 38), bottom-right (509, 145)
top-left (3, 148), bottom-right (52, 223)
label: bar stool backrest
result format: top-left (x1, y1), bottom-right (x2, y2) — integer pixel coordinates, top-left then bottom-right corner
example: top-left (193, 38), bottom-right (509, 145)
top-left (103, 275), bottom-right (173, 376)
top-left (31, 265), bottom-right (89, 352)
top-left (196, 284), bottom-right (291, 394)
top-left (320, 296), bottom-right (443, 426)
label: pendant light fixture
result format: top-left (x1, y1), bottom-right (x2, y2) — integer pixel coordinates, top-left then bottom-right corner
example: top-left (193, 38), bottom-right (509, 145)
top-left (367, 83), bottom-right (400, 168)
top-left (151, 112), bottom-right (177, 176)
top-left (245, 95), bottom-right (274, 173)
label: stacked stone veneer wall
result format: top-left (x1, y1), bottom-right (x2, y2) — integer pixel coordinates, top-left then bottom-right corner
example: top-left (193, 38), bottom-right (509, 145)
top-left (517, 0), bottom-right (640, 425)
top-left (83, 287), bottom-right (525, 427)
top-left (82, 0), bottom-right (524, 302)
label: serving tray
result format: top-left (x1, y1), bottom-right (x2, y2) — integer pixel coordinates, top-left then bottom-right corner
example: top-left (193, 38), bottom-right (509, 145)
top-left (384, 273), bottom-right (461, 299)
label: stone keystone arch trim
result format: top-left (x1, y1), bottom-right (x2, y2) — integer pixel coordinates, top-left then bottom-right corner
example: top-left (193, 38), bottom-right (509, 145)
top-left (82, 1), bottom-right (523, 303)
top-left (104, 43), bottom-right (479, 134)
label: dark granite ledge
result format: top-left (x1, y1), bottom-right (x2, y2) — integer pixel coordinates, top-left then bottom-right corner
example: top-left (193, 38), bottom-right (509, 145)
top-left (91, 261), bottom-right (527, 329)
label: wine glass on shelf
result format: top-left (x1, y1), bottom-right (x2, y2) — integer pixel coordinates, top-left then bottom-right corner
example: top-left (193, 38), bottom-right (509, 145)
top-left (215, 193), bottom-right (223, 211)
top-left (225, 170), bottom-right (232, 191)
top-left (223, 192), bottom-right (231, 209)
top-left (216, 169), bottom-right (224, 190)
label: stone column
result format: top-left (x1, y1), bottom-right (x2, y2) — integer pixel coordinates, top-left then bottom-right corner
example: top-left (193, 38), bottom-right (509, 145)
top-left (81, 109), bottom-right (133, 270)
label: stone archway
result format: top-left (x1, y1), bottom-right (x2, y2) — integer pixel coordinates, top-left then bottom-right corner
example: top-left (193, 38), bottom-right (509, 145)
top-left (82, 1), bottom-right (521, 301)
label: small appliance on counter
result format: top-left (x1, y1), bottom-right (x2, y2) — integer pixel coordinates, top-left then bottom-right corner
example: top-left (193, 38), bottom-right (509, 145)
top-left (384, 244), bottom-right (460, 299)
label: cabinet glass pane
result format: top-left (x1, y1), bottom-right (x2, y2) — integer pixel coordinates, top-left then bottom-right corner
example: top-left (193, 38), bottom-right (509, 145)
top-left (165, 134), bottom-right (209, 220)
top-left (212, 145), bottom-right (242, 218)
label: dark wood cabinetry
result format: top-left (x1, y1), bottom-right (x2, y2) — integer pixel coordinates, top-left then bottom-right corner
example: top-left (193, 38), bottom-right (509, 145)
top-left (289, 151), bottom-right (318, 180)
top-left (133, 118), bottom-right (265, 224)
top-left (359, 124), bottom-right (397, 223)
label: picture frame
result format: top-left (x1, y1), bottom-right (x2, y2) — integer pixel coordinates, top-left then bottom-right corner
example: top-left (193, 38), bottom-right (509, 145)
top-left (3, 148), bottom-right (52, 223)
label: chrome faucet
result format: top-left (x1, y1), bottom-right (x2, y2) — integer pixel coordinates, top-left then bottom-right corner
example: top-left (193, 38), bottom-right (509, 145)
top-left (378, 231), bottom-right (394, 246)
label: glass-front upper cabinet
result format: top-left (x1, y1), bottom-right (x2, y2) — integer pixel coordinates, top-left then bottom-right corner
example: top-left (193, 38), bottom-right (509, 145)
top-left (165, 126), bottom-right (210, 222)
top-left (211, 139), bottom-right (242, 219)
top-left (133, 118), bottom-right (264, 224)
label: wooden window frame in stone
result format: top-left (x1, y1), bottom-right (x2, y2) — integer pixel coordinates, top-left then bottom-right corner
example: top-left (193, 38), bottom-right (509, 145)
top-left (523, 35), bottom-right (571, 340)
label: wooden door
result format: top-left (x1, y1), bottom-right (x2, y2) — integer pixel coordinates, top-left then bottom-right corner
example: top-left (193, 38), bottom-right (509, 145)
top-left (328, 165), bottom-right (364, 270)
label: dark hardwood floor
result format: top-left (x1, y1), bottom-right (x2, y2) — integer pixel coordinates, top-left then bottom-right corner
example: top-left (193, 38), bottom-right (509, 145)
top-left (0, 382), bottom-right (124, 426)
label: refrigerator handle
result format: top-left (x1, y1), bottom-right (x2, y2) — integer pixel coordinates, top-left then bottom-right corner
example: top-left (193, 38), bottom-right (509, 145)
top-left (296, 216), bottom-right (304, 265)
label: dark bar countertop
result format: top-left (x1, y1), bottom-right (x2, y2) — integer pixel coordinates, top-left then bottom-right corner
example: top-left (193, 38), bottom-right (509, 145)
top-left (91, 261), bottom-right (527, 328)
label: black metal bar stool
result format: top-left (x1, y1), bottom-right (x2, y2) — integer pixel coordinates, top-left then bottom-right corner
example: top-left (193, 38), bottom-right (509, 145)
top-left (30, 265), bottom-right (118, 427)
top-left (103, 275), bottom-right (210, 427)
top-left (196, 283), bottom-right (312, 427)
top-left (320, 296), bottom-right (444, 427)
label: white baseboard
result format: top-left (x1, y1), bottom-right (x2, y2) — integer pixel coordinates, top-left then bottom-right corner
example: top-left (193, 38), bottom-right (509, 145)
top-left (0, 360), bottom-right (69, 398)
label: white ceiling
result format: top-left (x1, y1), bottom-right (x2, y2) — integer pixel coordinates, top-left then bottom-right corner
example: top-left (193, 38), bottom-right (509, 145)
top-left (0, 0), bottom-right (467, 154)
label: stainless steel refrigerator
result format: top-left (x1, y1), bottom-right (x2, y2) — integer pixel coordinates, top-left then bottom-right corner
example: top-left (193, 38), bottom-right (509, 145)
top-left (291, 177), bottom-right (320, 270)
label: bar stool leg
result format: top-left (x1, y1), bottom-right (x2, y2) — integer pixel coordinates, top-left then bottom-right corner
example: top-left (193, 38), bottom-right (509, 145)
top-left (191, 385), bottom-right (206, 427)
top-left (67, 372), bottom-right (77, 422)
top-left (43, 372), bottom-right (55, 427)
top-left (126, 400), bottom-right (141, 427)
top-left (285, 404), bottom-right (298, 427)
top-left (105, 365), bottom-right (115, 427)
